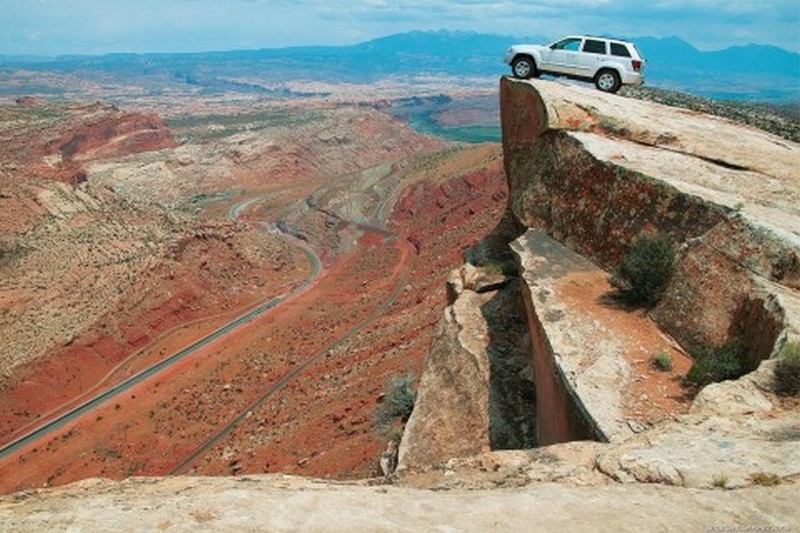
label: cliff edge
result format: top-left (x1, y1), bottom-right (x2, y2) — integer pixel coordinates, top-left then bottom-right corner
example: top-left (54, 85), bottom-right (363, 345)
top-left (399, 78), bottom-right (799, 498)
top-left (3, 80), bottom-right (799, 531)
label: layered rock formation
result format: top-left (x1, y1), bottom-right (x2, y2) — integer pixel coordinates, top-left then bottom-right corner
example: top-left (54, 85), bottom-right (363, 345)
top-left (2, 81), bottom-right (799, 530)
top-left (400, 78), bottom-right (799, 492)
top-left (500, 77), bottom-right (800, 358)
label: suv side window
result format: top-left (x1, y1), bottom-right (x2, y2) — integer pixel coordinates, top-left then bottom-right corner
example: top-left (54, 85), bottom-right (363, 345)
top-left (610, 43), bottom-right (631, 57)
top-left (582, 39), bottom-right (607, 54)
top-left (551, 38), bottom-right (582, 52)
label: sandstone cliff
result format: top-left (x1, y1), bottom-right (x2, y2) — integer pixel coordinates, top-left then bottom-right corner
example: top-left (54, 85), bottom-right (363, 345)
top-left (500, 78), bottom-right (799, 355)
top-left (400, 78), bottom-right (799, 496)
top-left (2, 82), bottom-right (799, 531)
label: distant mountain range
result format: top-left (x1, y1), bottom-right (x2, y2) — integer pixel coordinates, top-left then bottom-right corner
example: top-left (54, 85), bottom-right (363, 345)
top-left (1, 30), bottom-right (798, 103)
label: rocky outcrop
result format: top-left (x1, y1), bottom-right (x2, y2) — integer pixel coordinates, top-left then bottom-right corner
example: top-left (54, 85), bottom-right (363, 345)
top-left (398, 264), bottom-right (535, 470)
top-left (398, 284), bottom-right (493, 469)
top-left (2, 474), bottom-right (798, 532)
top-left (402, 78), bottom-right (800, 495)
top-left (48, 110), bottom-right (175, 164)
top-left (512, 230), bottom-right (629, 445)
top-left (501, 77), bottom-right (800, 364)
top-left (401, 78), bottom-right (799, 481)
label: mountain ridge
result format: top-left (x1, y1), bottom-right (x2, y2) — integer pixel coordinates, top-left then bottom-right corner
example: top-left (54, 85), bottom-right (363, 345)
top-left (1, 30), bottom-right (798, 102)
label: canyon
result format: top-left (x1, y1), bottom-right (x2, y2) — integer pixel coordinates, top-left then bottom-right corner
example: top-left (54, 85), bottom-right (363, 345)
top-left (0, 88), bottom-right (508, 489)
top-left (1, 76), bottom-right (799, 531)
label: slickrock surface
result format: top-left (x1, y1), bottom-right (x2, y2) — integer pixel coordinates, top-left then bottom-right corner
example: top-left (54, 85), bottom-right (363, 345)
top-left (501, 76), bottom-right (799, 360)
top-left (1, 475), bottom-right (797, 533)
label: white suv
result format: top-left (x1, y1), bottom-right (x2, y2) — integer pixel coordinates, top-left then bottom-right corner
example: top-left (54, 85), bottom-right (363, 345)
top-left (504, 35), bottom-right (645, 93)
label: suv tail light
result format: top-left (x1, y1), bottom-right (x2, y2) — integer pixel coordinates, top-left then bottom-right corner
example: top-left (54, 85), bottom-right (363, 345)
top-left (632, 59), bottom-right (642, 72)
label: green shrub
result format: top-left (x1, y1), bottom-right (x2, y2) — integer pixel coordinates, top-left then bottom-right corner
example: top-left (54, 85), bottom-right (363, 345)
top-left (651, 351), bottom-right (673, 372)
top-left (481, 259), bottom-right (518, 276)
top-left (612, 234), bottom-right (676, 305)
top-left (712, 474), bottom-right (728, 489)
top-left (687, 339), bottom-right (746, 386)
top-left (774, 341), bottom-right (800, 396)
top-left (374, 373), bottom-right (417, 434)
top-left (750, 472), bottom-right (781, 487)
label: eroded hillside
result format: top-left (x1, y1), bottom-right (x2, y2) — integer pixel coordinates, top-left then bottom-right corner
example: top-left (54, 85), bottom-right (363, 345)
top-left (0, 100), bottom-right (313, 441)
top-left (0, 89), bottom-right (509, 492)
top-left (1, 79), bottom-right (799, 532)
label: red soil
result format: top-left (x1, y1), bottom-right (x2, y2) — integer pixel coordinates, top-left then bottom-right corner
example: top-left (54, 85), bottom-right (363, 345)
top-left (0, 144), bottom-right (508, 492)
top-left (554, 271), bottom-right (694, 424)
top-left (0, 235), bottom-right (310, 446)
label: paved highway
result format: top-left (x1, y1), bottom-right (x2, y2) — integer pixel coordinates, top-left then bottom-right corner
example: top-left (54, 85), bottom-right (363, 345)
top-left (170, 225), bottom-right (413, 474)
top-left (0, 195), bottom-right (322, 462)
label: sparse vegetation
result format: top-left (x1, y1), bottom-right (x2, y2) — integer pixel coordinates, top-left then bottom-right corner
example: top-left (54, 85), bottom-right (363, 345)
top-left (481, 258), bottom-right (518, 276)
top-left (611, 233), bottom-right (676, 305)
top-left (598, 115), bottom-right (630, 136)
top-left (374, 373), bottom-right (417, 437)
top-left (712, 473), bottom-right (728, 489)
top-left (651, 351), bottom-right (673, 372)
top-left (687, 339), bottom-right (746, 386)
top-left (385, 426), bottom-right (405, 446)
top-left (750, 472), bottom-right (781, 487)
top-left (167, 110), bottom-right (323, 142)
top-left (774, 341), bottom-right (800, 396)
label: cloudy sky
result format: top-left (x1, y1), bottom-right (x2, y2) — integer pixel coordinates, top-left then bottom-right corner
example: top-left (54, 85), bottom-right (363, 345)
top-left (1, 0), bottom-right (798, 56)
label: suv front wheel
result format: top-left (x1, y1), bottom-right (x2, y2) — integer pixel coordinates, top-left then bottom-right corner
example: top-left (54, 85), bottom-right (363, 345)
top-left (595, 69), bottom-right (621, 93)
top-left (511, 56), bottom-right (538, 80)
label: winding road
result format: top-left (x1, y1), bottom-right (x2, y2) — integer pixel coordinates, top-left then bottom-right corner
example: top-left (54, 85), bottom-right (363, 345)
top-left (170, 228), bottom-right (412, 474)
top-left (0, 195), bottom-right (322, 462)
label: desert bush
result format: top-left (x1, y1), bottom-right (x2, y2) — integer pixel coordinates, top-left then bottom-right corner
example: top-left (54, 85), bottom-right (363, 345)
top-left (687, 339), bottom-right (746, 386)
top-left (374, 373), bottom-right (417, 434)
top-left (750, 472), bottom-right (781, 487)
top-left (611, 234), bottom-right (675, 305)
top-left (712, 474), bottom-right (728, 489)
top-left (481, 259), bottom-right (518, 276)
top-left (774, 341), bottom-right (800, 396)
top-left (651, 351), bottom-right (673, 372)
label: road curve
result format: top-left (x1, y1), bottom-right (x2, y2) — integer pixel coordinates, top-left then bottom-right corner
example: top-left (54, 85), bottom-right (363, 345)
top-left (169, 226), bottom-right (414, 475)
top-left (0, 195), bottom-right (322, 462)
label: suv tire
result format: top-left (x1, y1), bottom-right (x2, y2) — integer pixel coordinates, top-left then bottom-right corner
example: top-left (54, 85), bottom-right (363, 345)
top-left (511, 56), bottom-right (537, 80)
top-left (595, 69), bottom-right (621, 93)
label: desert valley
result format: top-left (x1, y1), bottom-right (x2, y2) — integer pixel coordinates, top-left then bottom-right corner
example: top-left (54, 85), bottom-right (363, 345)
top-left (0, 30), bottom-right (799, 531)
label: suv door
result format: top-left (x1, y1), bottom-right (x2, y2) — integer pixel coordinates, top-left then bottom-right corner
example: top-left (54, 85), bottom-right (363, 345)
top-left (540, 37), bottom-right (582, 75)
top-left (577, 38), bottom-right (608, 77)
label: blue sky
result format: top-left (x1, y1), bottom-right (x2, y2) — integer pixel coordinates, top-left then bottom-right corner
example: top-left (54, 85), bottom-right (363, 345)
top-left (1, 0), bottom-right (798, 56)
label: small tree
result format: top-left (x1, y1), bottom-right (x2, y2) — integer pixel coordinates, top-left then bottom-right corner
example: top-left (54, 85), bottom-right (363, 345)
top-left (374, 373), bottom-right (417, 438)
top-left (612, 234), bottom-right (676, 305)
top-left (687, 339), bottom-right (746, 386)
top-left (774, 341), bottom-right (800, 396)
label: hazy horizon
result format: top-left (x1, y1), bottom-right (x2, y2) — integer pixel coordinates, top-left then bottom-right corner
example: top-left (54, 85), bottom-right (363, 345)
top-left (1, 0), bottom-right (798, 57)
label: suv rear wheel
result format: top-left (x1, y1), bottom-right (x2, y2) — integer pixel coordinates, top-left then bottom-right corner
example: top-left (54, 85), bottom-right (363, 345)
top-left (512, 56), bottom-right (537, 79)
top-left (595, 69), bottom-right (621, 93)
